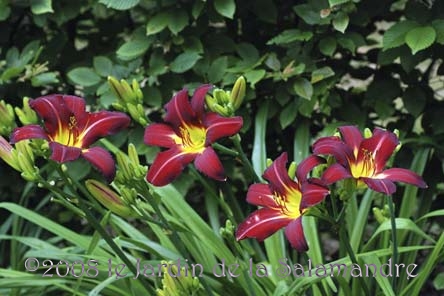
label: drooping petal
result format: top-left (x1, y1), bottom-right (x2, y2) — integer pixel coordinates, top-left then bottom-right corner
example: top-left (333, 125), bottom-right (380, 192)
top-left (49, 142), bottom-right (82, 162)
top-left (191, 84), bottom-right (212, 117)
top-left (321, 163), bottom-right (353, 185)
top-left (82, 146), bottom-right (116, 182)
top-left (246, 183), bottom-right (278, 208)
top-left (262, 152), bottom-right (298, 196)
top-left (284, 217), bottom-right (308, 251)
top-left (236, 208), bottom-right (291, 241)
top-left (312, 136), bottom-right (352, 166)
top-left (362, 177), bottom-right (396, 195)
top-left (144, 123), bottom-right (179, 148)
top-left (377, 168), bottom-right (427, 189)
top-left (338, 125), bottom-right (363, 156)
top-left (203, 113), bottom-right (243, 144)
top-left (63, 95), bottom-right (88, 129)
top-left (29, 95), bottom-right (71, 134)
top-left (194, 146), bottom-right (226, 181)
top-left (80, 111), bottom-right (131, 147)
top-left (164, 89), bottom-right (196, 128)
top-left (360, 128), bottom-right (398, 173)
top-left (146, 147), bottom-right (196, 186)
top-left (296, 155), bottom-right (326, 182)
top-left (10, 125), bottom-right (49, 143)
top-left (300, 182), bottom-right (329, 210)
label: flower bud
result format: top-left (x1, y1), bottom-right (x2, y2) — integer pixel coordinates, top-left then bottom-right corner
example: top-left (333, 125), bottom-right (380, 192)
top-left (230, 76), bottom-right (246, 110)
top-left (364, 128), bottom-right (372, 139)
top-left (15, 97), bottom-right (38, 125)
top-left (287, 161), bottom-right (297, 180)
top-left (0, 135), bottom-right (21, 171)
top-left (0, 100), bottom-right (16, 136)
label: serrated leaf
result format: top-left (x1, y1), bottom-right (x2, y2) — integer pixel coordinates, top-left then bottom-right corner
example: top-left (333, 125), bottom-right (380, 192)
top-left (293, 77), bottom-right (313, 100)
top-left (279, 101), bottom-right (297, 129)
top-left (405, 26), bottom-right (436, 54)
top-left (146, 12), bottom-right (168, 36)
top-left (99, 0), bottom-right (139, 10)
top-left (311, 66), bottom-right (335, 83)
top-left (214, 0), bottom-right (235, 19)
top-left (67, 67), bottom-right (101, 87)
top-left (168, 10), bottom-right (189, 35)
top-left (328, 0), bottom-right (350, 7)
top-left (383, 20), bottom-right (418, 50)
top-left (319, 37), bottom-right (337, 56)
top-left (332, 12), bottom-right (349, 33)
top-left (31, 0), bottom-right (53, 14)
top-left (170, 51), bottom-right (201, 73)
top-left (93, 56), bottom-right (113, 77)
top-left (116, 38), bottom-right (151, 61)
top-left (432, 20), bottom-right (444, 44)
top-left (266, 29), bottom-right (313, 45)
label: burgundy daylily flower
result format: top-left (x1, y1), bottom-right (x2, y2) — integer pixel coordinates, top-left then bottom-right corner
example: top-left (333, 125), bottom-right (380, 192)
top-left (144, 85), bottom-right (243, 186)
top-left (312, 125), bottom-right (427, 195)
top-left (235, 152), bottom-right (329, 251)
top-left (11, 94), bottom-right (131, 181)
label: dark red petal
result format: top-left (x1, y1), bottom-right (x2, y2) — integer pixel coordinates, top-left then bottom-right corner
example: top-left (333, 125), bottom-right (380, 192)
top-left (378, 168), bottom-right (427, 189)
top-left (235, 208), bottom-right (291, 241)
top-left (284, 217), bottom-right (308, 251)
top-left (63, 95), bottom-right (88, 129)
top-left (191, 84), bottom-right (212, 117)
top-left (296, 155), bottom-right (326, 182)
top-left (49, 142), bottom-right (82, 162)
top-left (360, 128), bottom-right (398, 173)
top-left (10, 125), bottom-right (49, 143)
top-left (203, 113), bottom-right (243, 144)
top-left (300, 182), bottom-right (329, 210)
top-left (194, 146), bottom-right (226, 181)
top-left (146, 147), bottom-right (196, 186)
top-left (362, 177), bottom-right (396, 195)
top-left (82, 146), bottom-right (116, 182)
top-left (263, 152), bottom-right (299, 196)
top-left (312, 136), bottom-right (352, 166)
top-left (144, 123), bottom-right (178, 148)
top-left (246, 183), bottom-right (277, 208)
top-left (338, 125), bottom-right (363, 154)
top-left (29, 95), bottom-right (71, 134)
top-left (164, 89), bottom-right (196, 128)
top-left (321, 163), bottom-right (352, 185)
top-left (81, 111), bottom-right (131, 147)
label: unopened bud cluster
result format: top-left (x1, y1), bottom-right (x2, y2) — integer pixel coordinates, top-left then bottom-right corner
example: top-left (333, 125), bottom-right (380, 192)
top-left (205, 76), bottom-right (246, 117)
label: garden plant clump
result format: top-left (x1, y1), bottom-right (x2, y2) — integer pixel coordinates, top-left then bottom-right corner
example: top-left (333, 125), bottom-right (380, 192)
top-left (0, 0), bottom-right (443, 295)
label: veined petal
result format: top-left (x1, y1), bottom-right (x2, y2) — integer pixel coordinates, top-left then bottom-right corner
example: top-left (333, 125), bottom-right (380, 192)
top-left (10, 125), bottom-right (49, 143)
top-left (29, 95), bottom-right (71, 135)
top-left (300, 182), bottom-right (329, 210)
top-left (164, 89), bottom-right (196, 128)
top-left (362, 177), bottom-right (396, 195)
top-left (236, 208), bottom-right (291, 241)
top-left (194, 146), bottom-right (226, 181)
top-left (321, 163), bottom-right (352, 185)
top-left (80, 111), bottom-right (131, 147)
top-left (203, 113), bottom-right (243, 145)
top-left (312, 136), bottom-right (352, 166)
top-left (338, 125), bottom-right (363, 156)
top-left (377, 168), bottom-right (427, 189)
top-left (191, 84), bottom-right (212, 117)
top-left (263, 152), bottom-right (298, 196)
top-left (82, 146), bottom-right (116, 182)
top-left (144, 123), bottom-right (178, 148)
top-left (360, 128), bottom-right (398, 173)
top-left (296, 155), bottom-right (326, 182)
top-left (246, 183), bottom-right (277, 208)
top-left (146, 146), bottom-right (196, 186)
top-left (284, 217), bottom-right (308, 251)
top-left (49, 142), bottom-right (82, 162)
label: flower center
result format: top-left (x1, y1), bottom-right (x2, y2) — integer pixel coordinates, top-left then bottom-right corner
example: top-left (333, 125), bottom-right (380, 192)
top-left (273, 188), bottom-right (302, 219)
top-left (177, 125), bottom-right (206, 153)
top-left (350, 149), bottom-right (376, 178)
top-left (53, 115), bottom-right (82, 147)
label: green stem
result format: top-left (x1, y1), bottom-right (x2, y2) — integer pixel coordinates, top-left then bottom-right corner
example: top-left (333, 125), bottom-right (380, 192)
top-left (387, 196), bottom-right (398, 290)
top-left (212, 143), bottom-right (239, 156)
top-left (232, 134), bottom-right (261, 183)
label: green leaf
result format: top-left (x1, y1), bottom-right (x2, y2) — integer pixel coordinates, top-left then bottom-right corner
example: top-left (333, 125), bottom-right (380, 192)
top-left (170, 51), bottom-right (201, 73)
top-left (383, 20), bottom-right (418, 50)
top-left (146, 12), bottom-right (168, 35)
top-left (405, 26), bottom-right (436, 55)
top-left (168, 9), bottom-right (189, 35)
top-left (432, 19), bottom-right (444, 44)
top-left (266, 29), bottom-right (313, 45)
top-left (244, 69), bottom-right (266, 88)
top-left (319, 37), bottom-right (337, 56)
top-left (31, 72), bottom-right (59, 86)
top-left (279, 101), bottom-right (297, 129)
top-left (30, 0), bottom-right (53, 14)
top-left (403, 86), bottom-right (426, 117)
top-left (214, 0), bottom-right (235, 19)
top-left (293, 77), bottom-right (313, 100)
top-left (328, 0), bottom-right (350, 7)
top-left (332, 12), bottom-right (349, 33)
top-left (361, 255), bottom-right (396, 296)
top-left (98, 0), bottom-right (139, 10)
top-left (0, 4), bottom-right (10, 20)
top-left (252, 102), bottom-right (268, 179)
top-left (93, 56), bottom-right (113, 77)
top-left (311, 66), bottom-right (335, 83)
top-left (208, 56), bottom-right (228, 83)
top-left (433, 273), bottom-right (444, 291)
top-left (116, 38), bottom-right (151, 61)
top-left (67, 67), bottom-right (101, 87)
top-left (293, 4), bottom-right (324, 25)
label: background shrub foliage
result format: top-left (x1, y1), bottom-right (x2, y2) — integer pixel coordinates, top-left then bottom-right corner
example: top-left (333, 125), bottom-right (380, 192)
top-left (0, 0), bottom-right (443, 295)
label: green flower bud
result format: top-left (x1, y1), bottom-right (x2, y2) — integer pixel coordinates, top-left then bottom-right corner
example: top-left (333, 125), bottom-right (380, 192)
top-left (230, 76), bottom-right (246, 110)
top-left (364, 127), bottom-right (372, 139)
top-left (15, 97), bottom-right (38, 125)
top-left (373, 207), bottom-right (389, 224)
top-left (0, 100), bottom-right (16, 136)
top-left (0, 135), bottom-right (21, 171)
top-left (287, 161), bottom-right (297, 180)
